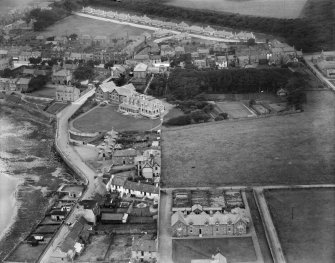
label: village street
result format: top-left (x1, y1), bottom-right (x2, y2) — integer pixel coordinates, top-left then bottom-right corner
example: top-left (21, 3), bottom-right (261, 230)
top-left (39, 88), bottom-right (97, 263)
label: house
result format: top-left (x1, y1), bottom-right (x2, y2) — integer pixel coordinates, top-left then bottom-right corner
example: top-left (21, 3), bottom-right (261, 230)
top-left (276, 88), bottom-right (288, 97)
top-left (52, 69), bottom-right (72, 85)
top-left (150, 55), bottom-right (161, 65)
top-left (171, 208), bottom-right (249, 237)
top-left (95, 81), bottom-right (117, 101)
top-left (133, 63), bottom-right (148, 79)
top-left (317, 60), bottom-right (335, 78)
top-left (213, 43), bottom-right (229, 53)
top-left (111, 64), bottom-right (126, 79)
top-left (160, 45), bottom-right (175, 57)
top-left (112, 148), bottom-right (137, 166)
top-left (56, 85), bottom-right (80, 102)
top-left (131, 235), bottom-right (157, 263)
top-left (51, 217), bottom-right (91, 262)
top-left (101, 212), bottom-right (128, 224)
top-left (174, 46), bottom-right (185, 57)
top-left (194, 59), bottom-right (207, 69)
top-left (197, 48), bottom-right (210, 58)
top-left (57, 184), bottom-right (84, 199)
top-left (192, 253), bottom-right (227, 263)
top-left (141, 158), bottom-right (161, 179)
top-left (50, 209), bottom-right (67, 221)
top-left (16, 77), bottom-right (31, 92)
top-left (107, 175), bottom-right (159, 199)
top-left (78, 200), bottom-right (100, 225)
top-left (134, 54), bottom-right (150, 63)
top-left (0, 57), bottom-right (11, 71)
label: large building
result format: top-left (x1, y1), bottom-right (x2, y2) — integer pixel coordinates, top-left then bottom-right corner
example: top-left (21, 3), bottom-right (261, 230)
top-left (56, 85), bottom-right (80, 102)
top-left (171, 207), bottom-right (249, 237)
top-left (119, 93), bottom-right (165, 119)
top-left (95, 82), bottom-right (136, 103)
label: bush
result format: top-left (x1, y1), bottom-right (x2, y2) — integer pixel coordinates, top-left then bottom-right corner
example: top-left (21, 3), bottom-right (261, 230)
top-left (219, 112), bottom-right (229, 119)
top-left (190, 110), bottom-right (210, 123)
top-left (215, 116), bottom-right (225, 121)
top-left (164, 115), bottom-right (192, 126)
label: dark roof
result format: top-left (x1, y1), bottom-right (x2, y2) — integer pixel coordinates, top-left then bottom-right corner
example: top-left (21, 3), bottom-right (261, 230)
top-left (78, 199), bottom-right (98, 209)
top-left (50, 209), bottom-right (67, 216)
top-left (101, 213), bottom-right (124, 221)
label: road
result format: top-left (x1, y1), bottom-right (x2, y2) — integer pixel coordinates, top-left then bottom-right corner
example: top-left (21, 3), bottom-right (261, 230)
top-left (158, 190), bottom-right (173, 263)
top-left (74, 12), bottom-right (265, 44)
top-left (253, 188), bottom-right (286, 263)
top-left (303, 55), bottom-right (335, 91)
top-left (39, 88), bottom-right (97, 263)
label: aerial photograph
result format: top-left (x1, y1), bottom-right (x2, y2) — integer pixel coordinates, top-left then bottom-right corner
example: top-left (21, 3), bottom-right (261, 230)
top-left (0, 0), bottom-right (334, 263)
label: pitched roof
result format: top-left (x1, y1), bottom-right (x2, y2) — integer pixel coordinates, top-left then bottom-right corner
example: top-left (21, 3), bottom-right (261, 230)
top-left (17, 78), bottom-right (31, 85)
top-left (101, 213), bottom-right (124, 221)
top-left (78, 199), bottom-right (98, 209)
top-left (171, 210), bottom-right (187, 226)
top-left (113, 148), bottom-right (137, 157)
top-left (124, 181), bottom-right (159, 194)
top-left (134, 63), bottom-right (148, 72)
top-left (50, 209), bottom-right (67, 216)
top-left (99, 81), bottom-right (117, 93)
top-left (115, 84), bottom-right (135, 97)
top-left (111, 175), bottom-right (128, 187)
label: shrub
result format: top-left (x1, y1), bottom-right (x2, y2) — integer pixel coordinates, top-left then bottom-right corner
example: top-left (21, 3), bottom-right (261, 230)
top-left (164, 115), bottom-right (192, 126)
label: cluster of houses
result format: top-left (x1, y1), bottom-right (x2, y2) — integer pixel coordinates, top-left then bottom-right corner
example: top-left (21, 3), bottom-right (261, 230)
top-left (82, 7), bottom-right (255, 42)
top-left (171, 190), bottom-right (249, 237)
top-left (95, 81), bottom-right (165, 119)
top-left (312, 50), bottom-right (335, 78)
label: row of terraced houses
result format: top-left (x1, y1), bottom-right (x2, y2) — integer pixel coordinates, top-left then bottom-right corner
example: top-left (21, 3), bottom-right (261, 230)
top-left (81, 7), bottom-right (255, 41)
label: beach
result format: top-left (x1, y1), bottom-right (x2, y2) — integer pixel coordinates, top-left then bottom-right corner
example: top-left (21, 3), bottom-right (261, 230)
top-left (0, 103), bottom-right (77, 261)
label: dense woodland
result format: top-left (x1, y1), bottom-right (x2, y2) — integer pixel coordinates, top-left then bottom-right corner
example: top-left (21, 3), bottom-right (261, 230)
top-left (87, 0), bottom-right (334, 52)
top-left (152, 68), bottom-right (301, 100)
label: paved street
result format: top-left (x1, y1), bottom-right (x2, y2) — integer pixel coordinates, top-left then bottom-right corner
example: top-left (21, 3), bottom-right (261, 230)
top-left (158, 190), bottom-right (173, 263)
top-left (253, 188), bottom-right (286, 263)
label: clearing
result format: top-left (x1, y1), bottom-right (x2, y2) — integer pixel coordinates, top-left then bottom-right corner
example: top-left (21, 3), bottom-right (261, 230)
top-left (161, 90), bottom-right (335, 187)
top-left (264, 188), bottom-right (335, 263)
top-left (41, 15), bottom-right (151, 38)
top-left (166, 0), bottom-right (308, 19)
top-left (72, 104), bottom-right (161, 132)
top-left (172, 237), bottom-right (256, 263)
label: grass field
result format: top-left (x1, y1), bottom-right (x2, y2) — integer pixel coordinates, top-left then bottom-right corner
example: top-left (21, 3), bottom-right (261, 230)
top-left (5, 242), bottom-right (48, 262)
top-left (163, 107), bottom-right (185, 122)
top-left (264, 188), bottom-right (335, 263)
top-left (161, 90), bottom-right (335, 187)
top-left (172, 237), bottom-right (256, 263)
top-left (72, 105), bottom-right (161, 132)
top-left (216, 101), bottom-right (255, 118)
top-left (166, 0), bottom-right (308, 19)
top-left (41, 15), bottom-right (151, 38)
top-left (45, 102), bottom-right (67, 115)
top-left (76, 235), bottom-right (111, 262)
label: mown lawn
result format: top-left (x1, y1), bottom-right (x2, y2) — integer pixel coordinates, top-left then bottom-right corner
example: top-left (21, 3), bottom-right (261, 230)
top-left (73, 105), bottom-right (161, 132)
top-left (161, 90), bottom-right (335, 187)
top-left (265, 188), bottom-right (335, 263)
top-left (172, 237), bottom-right (256, 263)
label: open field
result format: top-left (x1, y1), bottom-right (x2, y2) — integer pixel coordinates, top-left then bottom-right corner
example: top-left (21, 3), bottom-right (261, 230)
top-left (163, 107), bottom-right (185, 122)
top-left (172, 237), bottom-right (256, 263)
top-left (30, 87), bottom-right (56, 98)
top-left (161, 90), bottom-right (335, 187)
top-left (216, 101), bottom-right (255, 118)
top-left (264, 188), bottom-right (335, 263)
top-left (104, 234), bottom-right (133, 261)
top-left (41, 15), bottom-right (151, 38)
top-left (166, 0), bottom-right (308, 19)
top-left (73, 105), bottom-right (161, 132)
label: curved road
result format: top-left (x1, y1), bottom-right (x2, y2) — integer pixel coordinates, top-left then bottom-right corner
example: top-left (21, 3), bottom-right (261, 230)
top-left (39, 88), bottom-right (97, 263)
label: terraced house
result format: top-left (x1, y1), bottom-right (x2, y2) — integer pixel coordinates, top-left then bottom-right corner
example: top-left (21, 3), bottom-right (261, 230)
top-left (171, 207), bottom-right (249, 237)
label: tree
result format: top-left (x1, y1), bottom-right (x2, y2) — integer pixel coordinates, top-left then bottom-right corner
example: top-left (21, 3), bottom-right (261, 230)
top-left (1, 68), bottom-right (13, 78)
top-left (247, 38), bottom-right (256, 46)
top-left (28, 76), bottom-right (48, 92)
top-left (104, 61), bottom-right (114, 69)
top-left (29, 57), bottom-right (42, 65)
top-left (287, 91), bottom-right (306, 111)
top-left (164, 115), bottom-right (192, 126)
top-left (74, 65), bottom-right (94, 81)
top-left (69, 33), bottom-right (78, 41)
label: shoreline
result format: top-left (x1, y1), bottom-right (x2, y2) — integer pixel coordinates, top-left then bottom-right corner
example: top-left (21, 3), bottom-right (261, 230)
top-left (0, 174), bottom-right (24, 242)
